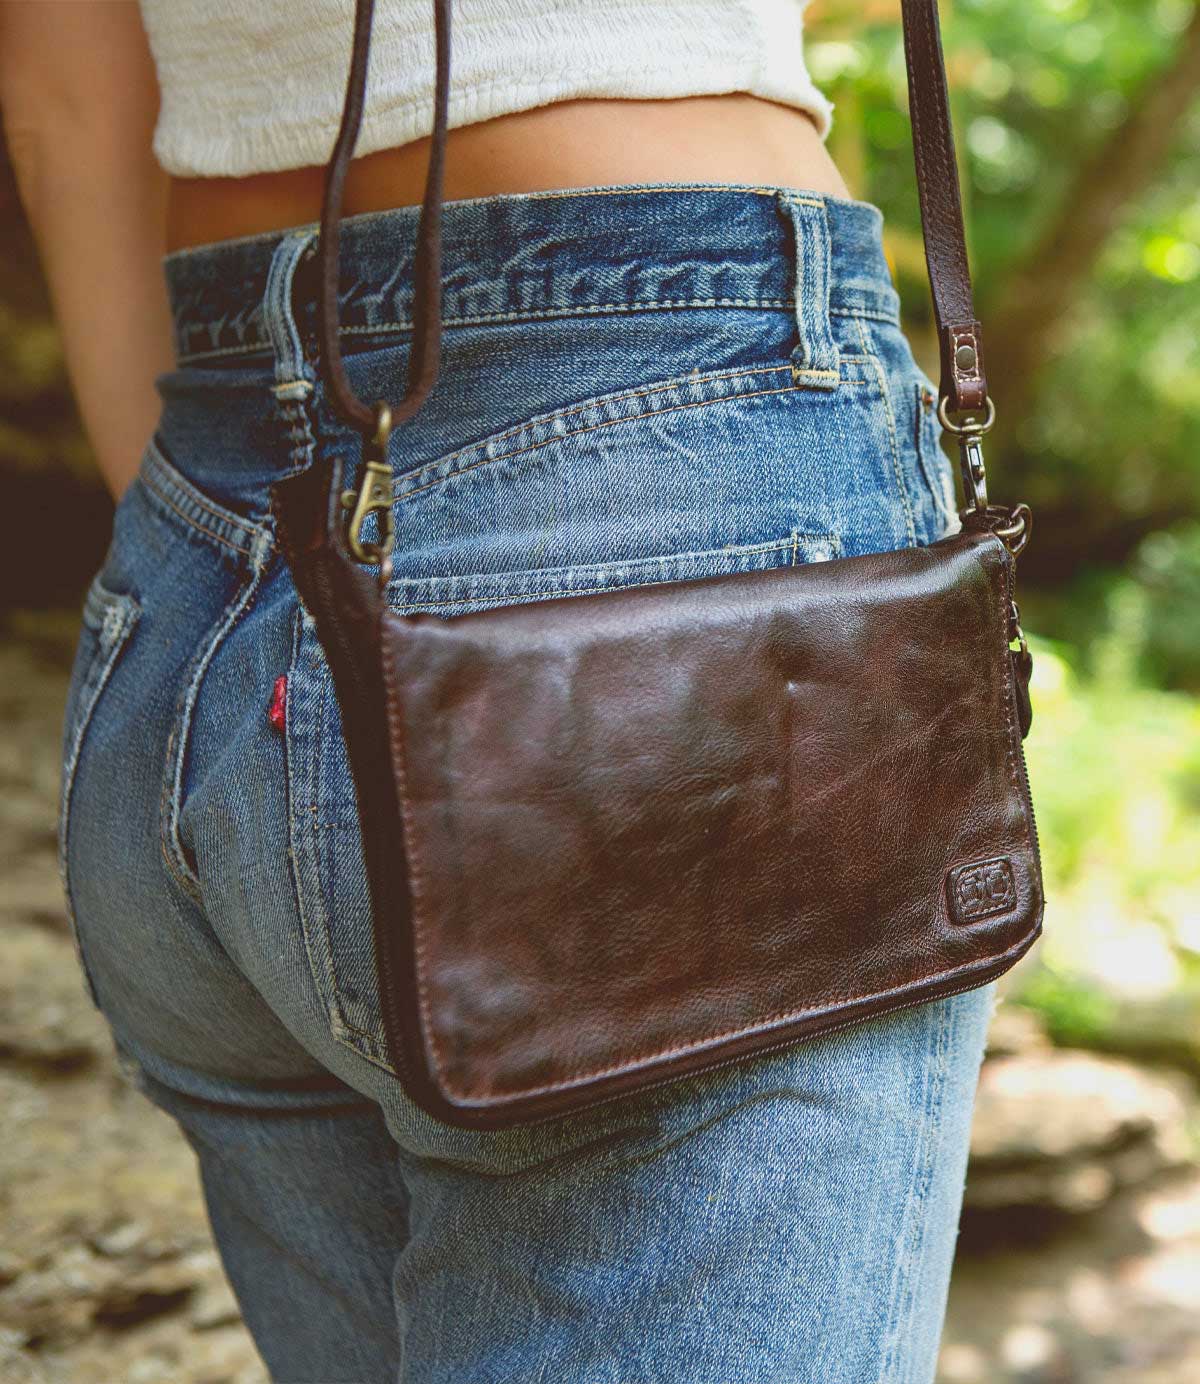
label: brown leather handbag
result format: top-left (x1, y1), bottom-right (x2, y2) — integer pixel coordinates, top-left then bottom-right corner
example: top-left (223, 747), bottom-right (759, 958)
top-left (274, 0), bottom-right (1044, 1129)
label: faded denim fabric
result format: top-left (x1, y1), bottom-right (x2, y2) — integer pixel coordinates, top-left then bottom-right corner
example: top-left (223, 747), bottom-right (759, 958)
top-left (61, 183), bottom-right (991, 1384)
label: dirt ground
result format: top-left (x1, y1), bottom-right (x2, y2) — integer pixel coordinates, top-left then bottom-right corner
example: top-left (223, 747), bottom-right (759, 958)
top-left (2, 620), bottom-right (1198, 1384)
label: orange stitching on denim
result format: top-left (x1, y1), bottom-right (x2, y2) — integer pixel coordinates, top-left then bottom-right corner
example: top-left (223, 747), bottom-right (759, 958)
top-left (174, 299), bottom-right (804, 363)
top-left (854, 316), bottom-right (918, 547)
top-left (174, 299), bottom-right (905, 364)
top-left (159, 567), bottom-right (266, 900)
top-left (400, 383), bottom-right (813, 502)
top-left (141, 471), bottom-right (254, 559)
top-left (146, 443), bottom-right (253, 530)
top-left (339, 297), bottom-right (797, 337)
top-left (396, 365), bottom-right (794, 491)
top-left (395, 374), bottom-right (872, 504)
top-left (176, 341), bottom-right (270, 364)
top-left (388, 541), bottom-right (797, 612)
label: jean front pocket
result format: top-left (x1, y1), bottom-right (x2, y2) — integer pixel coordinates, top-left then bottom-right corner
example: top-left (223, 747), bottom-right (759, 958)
top-left (59, 571), bottom-right (141, 1005)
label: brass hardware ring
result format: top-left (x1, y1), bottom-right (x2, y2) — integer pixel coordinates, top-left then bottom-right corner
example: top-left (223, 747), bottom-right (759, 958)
top-left (937, 395), bottom-right (997, 437)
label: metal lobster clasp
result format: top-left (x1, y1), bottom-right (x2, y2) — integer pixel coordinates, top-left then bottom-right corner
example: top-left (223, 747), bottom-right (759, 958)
top-left (341, 402), bottom-right (396, 584)
top-left (937, 394), bottom-right (996, 516)
top-left (936, 395), bottom-right (1030, 557)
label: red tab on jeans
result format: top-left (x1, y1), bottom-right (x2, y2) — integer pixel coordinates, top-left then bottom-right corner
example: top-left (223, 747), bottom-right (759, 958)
top-left (268, 674), bottom-right (287, 732)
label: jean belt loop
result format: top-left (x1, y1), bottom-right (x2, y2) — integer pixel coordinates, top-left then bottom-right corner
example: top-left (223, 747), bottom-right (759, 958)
top-left (779, 194), bottom-right (840, 390)
top-left (263, 228), bottom-right (320, 471)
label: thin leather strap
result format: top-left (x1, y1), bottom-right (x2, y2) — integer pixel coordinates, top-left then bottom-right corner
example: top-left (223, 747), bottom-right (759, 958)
top-left (316, 0), bottom-right (988, 435)
top-left (900, 0), bottom-right (988, 414)
top-left (317, 0), bottom-right (452, 434)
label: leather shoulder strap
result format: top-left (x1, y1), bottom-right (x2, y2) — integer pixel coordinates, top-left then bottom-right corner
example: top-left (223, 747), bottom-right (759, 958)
top-left (317, 0), bottom-right (990, 434)
top-left (317, 0), bottom-right (452, 436)
top-left (901, 0), bottom-right (988, 415)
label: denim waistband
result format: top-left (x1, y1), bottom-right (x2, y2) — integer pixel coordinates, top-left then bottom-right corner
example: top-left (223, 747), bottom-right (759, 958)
top-left (164, 183), bottom-right (901, 368)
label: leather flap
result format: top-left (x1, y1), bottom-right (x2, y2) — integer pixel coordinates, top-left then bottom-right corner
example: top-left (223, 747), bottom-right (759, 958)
top-left (379, 530), bottom-right (1042, 1125)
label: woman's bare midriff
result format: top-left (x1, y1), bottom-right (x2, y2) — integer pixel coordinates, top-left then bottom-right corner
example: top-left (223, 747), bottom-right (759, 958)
top-left (165, 94), bottom-right (852, 251)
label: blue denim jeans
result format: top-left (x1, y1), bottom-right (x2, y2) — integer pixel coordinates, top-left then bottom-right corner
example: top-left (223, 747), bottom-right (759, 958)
top-left (61, 184), bottom-right (993, 1383)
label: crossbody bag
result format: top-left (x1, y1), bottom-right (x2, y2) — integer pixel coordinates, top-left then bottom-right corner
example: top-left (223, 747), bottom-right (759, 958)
top-left (273, 0), bottom-right (1044, 1130)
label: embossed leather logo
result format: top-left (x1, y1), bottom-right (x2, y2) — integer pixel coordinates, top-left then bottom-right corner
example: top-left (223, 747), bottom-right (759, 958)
top-left (948, 857), bottom-right (1017, 924)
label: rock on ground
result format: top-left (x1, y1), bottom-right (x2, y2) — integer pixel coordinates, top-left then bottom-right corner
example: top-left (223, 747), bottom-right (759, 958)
top-left (966, 1048), bottom-right (1192, 1216)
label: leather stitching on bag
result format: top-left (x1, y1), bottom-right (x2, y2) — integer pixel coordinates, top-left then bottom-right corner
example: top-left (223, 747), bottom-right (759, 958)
top-left (936, 538), bottom-right (1035, 911)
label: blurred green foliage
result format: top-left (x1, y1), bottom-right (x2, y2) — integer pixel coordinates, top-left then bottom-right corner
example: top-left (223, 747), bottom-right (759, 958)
top-left (810, 0), bottom-right (1200, 578)
top-left (1124, 521), bottom-right (1200, 690)
top-left (1013, 628), bottom-right (1200, 1059)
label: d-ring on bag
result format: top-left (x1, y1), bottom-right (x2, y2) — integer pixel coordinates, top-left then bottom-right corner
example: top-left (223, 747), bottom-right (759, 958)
top-left (273, 0), bottom-right (1044, 1129)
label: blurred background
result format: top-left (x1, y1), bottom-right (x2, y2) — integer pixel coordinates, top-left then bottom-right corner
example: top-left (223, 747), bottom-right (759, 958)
top-left (1, 0), bottom-right (1198, 1380)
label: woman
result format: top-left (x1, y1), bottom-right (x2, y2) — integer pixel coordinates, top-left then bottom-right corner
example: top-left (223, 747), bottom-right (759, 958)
top-left (2, 2), bottom-right (989, 1379)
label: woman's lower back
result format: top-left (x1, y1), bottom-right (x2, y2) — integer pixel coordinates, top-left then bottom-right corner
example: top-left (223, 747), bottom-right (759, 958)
top-left (165, 94), bottom-right (852, 251)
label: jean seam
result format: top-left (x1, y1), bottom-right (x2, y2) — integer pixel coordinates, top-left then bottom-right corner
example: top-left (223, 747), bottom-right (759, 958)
top-left (145, 439), bottom-right (258, 536)
top-left (396, 377), bottom-right (872, 507)
top-left (284, 607), bottom-right (343, 1041)
top-left (399, 384), bottom-right (809, 502)
top-left (176, 295), bottom-right (905, 367)
top-left (875, 994), bottom-right (955, 1384)
top-left (830, 305), bottom-right (901, 323)
top-left (781, 194), bottom-right (841, 385)
top-left (313, 663), bottom-right (383, 1046)
top-left (343, 299), bottom-right (798, 334)
top-left (299, 618), bottom-right (398, 1061)
top-left (262, 229), bottom-right (319, 476)
top-left (855, 316), bottom-right (919, 547)
top-left (385, 537), bottom-right (807, 613)
top-left (175, 300), bottom-right (795, 365)
top-left (140, 470), bottom-right (255, 560)
top-left (402, 364), bottom-right (793, 482)
top-left (175, 302), bottom-right (904, 366)
top-left (138, 439), bottom-right (271, 559)
top-left (58, 585), bottom-right (141, 1007)
top-left (396, 359), bottom-right (876, 498)
top-left (913, 380), bottom-right (955, 533)
top-left (159, 565), bottom-right (268, 901)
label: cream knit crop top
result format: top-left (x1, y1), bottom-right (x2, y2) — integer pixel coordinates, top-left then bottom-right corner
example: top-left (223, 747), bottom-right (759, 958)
top-left (138, 0), bottom-right (832, 178)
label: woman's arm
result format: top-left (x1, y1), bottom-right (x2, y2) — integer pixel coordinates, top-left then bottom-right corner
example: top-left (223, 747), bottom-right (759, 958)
top-left (0, 0), bottom-right (174, 499)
